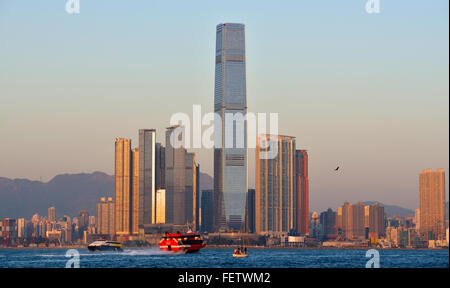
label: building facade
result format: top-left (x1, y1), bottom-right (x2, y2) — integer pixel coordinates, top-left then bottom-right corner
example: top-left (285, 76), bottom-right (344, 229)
top-left (419, 169), bottom-right (445, 240)
top-left (115, 138), bottom-right (132, 235)
top-left (213, 23), bottom-right (248, 231)
top-left (295, 150), bottom-right (309, 235)
top-left (255, 134), bottom-right (296, 233)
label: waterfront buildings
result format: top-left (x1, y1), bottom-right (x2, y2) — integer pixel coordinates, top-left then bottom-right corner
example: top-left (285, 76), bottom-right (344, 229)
top-left (419, 169), bottom-right (445, 240)
top-left (138, 129), bottom-right (156, 227)
top-left (131, 147), bottom-right (139, 234)
top-left (165, 126), bottom-right (198, 227)
top-left (295, 150), bottom-right (309, 235)
top-left (364, 203), bottom-right (385, 238)
top-left (155, 189), bottom-right (166, 224)
top-left (97, 197), bottom-right (115, 236)
top-left (245, 189), bottom-right (256, 233)
top-left (255, 134), bottom-right (296, 233)
top-left (114, 138), bottom-right (132, 235)
top-left (213, 23), bottom-right (248, 231)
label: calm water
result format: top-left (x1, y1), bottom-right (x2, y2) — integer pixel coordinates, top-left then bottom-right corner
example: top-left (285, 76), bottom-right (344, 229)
top-left (0, 248), bottom-right (448, 268)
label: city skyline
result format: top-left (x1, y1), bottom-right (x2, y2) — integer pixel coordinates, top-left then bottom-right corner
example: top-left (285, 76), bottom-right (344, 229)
top-left (0, 1), bottom-right (448, 213)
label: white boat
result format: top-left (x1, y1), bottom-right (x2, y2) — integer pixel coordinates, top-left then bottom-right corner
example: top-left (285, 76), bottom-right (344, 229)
top-left (87, 240), bottom-right (123, 252)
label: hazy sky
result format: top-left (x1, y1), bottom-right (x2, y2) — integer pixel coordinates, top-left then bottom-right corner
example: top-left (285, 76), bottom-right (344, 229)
top-left (0, 0), bottom-right (448, 211)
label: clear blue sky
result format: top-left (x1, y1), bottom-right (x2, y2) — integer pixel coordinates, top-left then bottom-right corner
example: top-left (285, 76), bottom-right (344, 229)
top-left (0, 0), bottom-right (448, 211)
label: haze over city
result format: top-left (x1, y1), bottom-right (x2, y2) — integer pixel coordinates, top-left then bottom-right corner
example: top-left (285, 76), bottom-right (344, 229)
top-left (0, 0), bottom-right (448, 212)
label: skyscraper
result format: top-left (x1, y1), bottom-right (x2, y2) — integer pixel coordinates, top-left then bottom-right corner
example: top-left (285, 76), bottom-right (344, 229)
top-left (115, 138), bottom-right (132, 235)
top-left (131, 148), bottom-right (139, 234)
top-left (419, 169), bottom-right (445, 240)
top-left (155, 189), bottom-right (166, 224)
top-left (165, 126), bottom-right (198, 226)
top-left (364, 203), bottom-right (385, 239)
top-left (138, 129), bottom-right (156, 227)
top-left (245, 189), bottom-right (256, 233)
top-left (295, 150), bottom-right (309, 235)
top-left (255, 134), bottom-right (296, 233)
top-left (48, 206), bottom-right (56, 222)
top-left (214, 23), bottom-right (248, 231)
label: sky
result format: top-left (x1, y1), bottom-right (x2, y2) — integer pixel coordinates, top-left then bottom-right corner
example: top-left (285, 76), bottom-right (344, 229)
top-left (0, 0), bottom-right (448, 212)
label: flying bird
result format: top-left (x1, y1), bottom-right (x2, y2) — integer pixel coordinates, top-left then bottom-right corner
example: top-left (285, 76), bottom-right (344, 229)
top-left (335, 166), bottom-right (340, 171)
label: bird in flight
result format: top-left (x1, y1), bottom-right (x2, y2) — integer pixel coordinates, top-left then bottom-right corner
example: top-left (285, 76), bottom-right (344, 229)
top-left (335, 166), bottom-right (340, 171)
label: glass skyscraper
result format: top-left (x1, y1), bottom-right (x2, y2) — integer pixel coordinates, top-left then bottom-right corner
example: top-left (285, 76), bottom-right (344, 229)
top-left (213, 23), bottom-right (248, 231)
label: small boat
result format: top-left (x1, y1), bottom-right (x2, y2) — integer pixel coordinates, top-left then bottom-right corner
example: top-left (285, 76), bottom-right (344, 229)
top-left (87, 240), bottom-right (123, 252)
top-left (232, 247), bottom-right (248, 258)
top-left (159, 231), bottom-right (206, 253)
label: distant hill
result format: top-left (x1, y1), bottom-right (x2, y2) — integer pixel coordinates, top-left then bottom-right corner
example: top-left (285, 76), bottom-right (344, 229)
top-left (363, 201), bottom-right (415, 217)
top-left (0, 171), bottom-right (214, 219)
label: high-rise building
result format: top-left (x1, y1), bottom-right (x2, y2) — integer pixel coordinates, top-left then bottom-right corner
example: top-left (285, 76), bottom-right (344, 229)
top-left (155, 189), bottom-right (166, 224)
top-left (319, 208), bottom-right (337, 240)
top-left (138, 129), bottom-right (156, 227)
top-left (115, 138), bottom-right (132, 235)
top-left (97, 197), bottom-right (115, 236)
top-left (78, 209), bottom-right (89, 239)
top-left (419, 169), bottom-right (445, 240)
top-left (213, 23), bottom-right (248, 231)
top-left (364, 203), bottom-right (385, 239)
top-left (255, 134), bottom-right (296, 233)
top-left (48, 206), bottom-right (56, 222)
top-left (156, 143), bottom-right (166, 190)
top-left (201, 190), bottom-right (214, 232)
top-left (165, 126), bottom-right (198, 226)
top-left (17, 218), bottom-right (25, 239)
top-left (295, 150), bottom-right (309, 235)
top-left (338, 202), bottom-right (366, 240)
top-left (131, 148), bottom-right (139, 234)
top-left (415, 208), bottom-right (420, 232)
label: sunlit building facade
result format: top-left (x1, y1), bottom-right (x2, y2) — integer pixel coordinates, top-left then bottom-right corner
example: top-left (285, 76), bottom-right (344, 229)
top-left (295, 150), bottom-right (309, 235)
top-left (255, 134), bottom-right (296, 233)
top-left (214, 23), bottom-right (248, 231)
top-left (419, 169), bottom-right (445, 240)
top-left (115, 138), bottom-right (132, 235)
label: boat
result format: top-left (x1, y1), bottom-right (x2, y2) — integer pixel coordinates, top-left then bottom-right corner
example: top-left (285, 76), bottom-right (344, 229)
top-left (159, 231), bottom-right (206, 253)
top-left (87, 240), bottom-right (123, 252)
top-left (232, 247), bottom-right (249, 258)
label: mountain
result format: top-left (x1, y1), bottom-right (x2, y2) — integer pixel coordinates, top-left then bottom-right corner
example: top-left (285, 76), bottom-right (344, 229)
top-left (0, 171), bottom-right (214, 219)
top-left (363, 201), bottom-right (415, 217)
top-left (0, 172), bottom-right (114, 219)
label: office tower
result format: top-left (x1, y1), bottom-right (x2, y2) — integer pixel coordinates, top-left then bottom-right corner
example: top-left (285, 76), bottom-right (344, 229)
top-left (319, 208), bottom-right (337, 240)
top-left (255, 134), bottom-right (296, 233)
top-left (138, 129), bottom-right (156, 227)
top-left (245, 189), bottom-right (256, 233)
top-left (364, 203), bottom-right (385, 239)
top-left (201, 190), bottom-right (214, 232)
top-left (48, 206), bottom-right (56, 222)
top-left (64, 220), bottom-right (72, 244)
top-left (115, 138), bottom-right (132, 235)
top-left (295, 150), bottom-right (309, 235)
top-left (131, 148), bottom-right (139, 234)
top-left (419, 169), bottom-right (445, 240)
top-left (213, 23), bottom-right (248, 231)
top-left (155, 189), bottom-right (166, 224)
top-left (165, 126), bottom-right (198, 226)
top-left (156, 143), bottom-right (166, 190)
top-left (97, 197), bottom-right (115, 236)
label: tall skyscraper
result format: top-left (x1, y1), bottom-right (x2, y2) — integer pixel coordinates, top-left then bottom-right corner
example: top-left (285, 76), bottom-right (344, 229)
top-left (156, 143), bottom-right (166, 190)
top-left (97, 197), bottom-right (115, 236)
top-left (138, 129), bottom-right (156, 227)
top-left (48, 206), bottom-right (56, 222)
top-left (115, 138), bottom-right (132, 235)
top-left (419, 169), bottom-right (445, 240)
top-left (255, 134), bottom-right (296, 233)
top-left (295, 150), bottom-right (309, 235)
top-left (214, 23), bottom-right (248, 231)
top-left (165, 126), bottom-right (198, 226)
top-left (131, 148), bottom-right (139, 234)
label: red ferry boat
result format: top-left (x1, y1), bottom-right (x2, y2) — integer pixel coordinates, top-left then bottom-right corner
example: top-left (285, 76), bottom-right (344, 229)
top-left (159, 231), bottom-right (206, 253)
